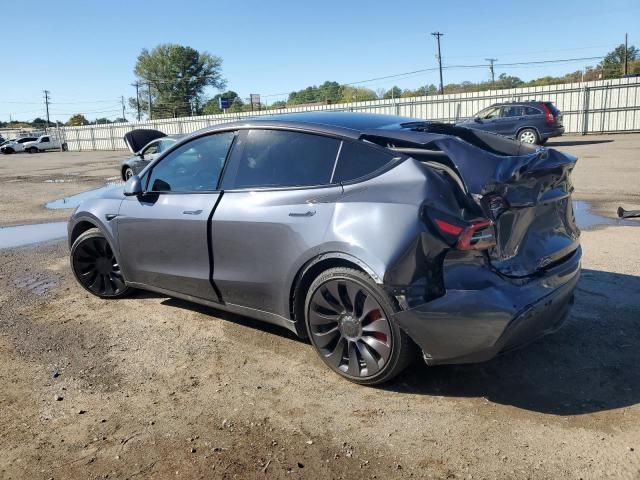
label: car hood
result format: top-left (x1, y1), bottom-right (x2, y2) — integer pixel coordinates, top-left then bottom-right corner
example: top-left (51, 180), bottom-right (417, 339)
top-left (123, 129), bottom-right (166, 153)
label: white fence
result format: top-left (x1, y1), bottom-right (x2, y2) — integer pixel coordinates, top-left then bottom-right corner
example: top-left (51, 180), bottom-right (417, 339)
top-left (51, 76), bottom-right (640, 151)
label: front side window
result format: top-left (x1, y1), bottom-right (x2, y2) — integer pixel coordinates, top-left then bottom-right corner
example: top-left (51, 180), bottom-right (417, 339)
top-left (332, 141), bottom-right (397, 183)
top-left (222, 130), bottom-right (340, 189)
top-left (147, 132), bottom-right (235, 193)
top-left (477, 106), bottom-right (501, 119)
top-left (41, 136), bottom-right (50, 142)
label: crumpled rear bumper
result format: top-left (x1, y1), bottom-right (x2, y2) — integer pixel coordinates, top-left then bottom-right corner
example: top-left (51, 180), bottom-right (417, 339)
top-left (394, 247), bottom-right (581, 365)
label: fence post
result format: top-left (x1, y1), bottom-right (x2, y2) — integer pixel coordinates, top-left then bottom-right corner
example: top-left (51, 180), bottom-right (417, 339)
top-left (76, 129), bottom-right (82, 152)
top-left (109, 125), bottom-right (115, 150)
top-left (582, 86), bottom-right (590, 136)
top-left (90, 126), bottom-right (96, 150)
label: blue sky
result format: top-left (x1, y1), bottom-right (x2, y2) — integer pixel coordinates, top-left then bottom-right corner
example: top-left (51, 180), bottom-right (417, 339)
top-left (1, 0), bottom-right (638, 122)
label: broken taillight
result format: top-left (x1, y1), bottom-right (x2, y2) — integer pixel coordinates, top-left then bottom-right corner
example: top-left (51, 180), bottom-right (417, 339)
top-left (430, 214), bottom-right (496, 251)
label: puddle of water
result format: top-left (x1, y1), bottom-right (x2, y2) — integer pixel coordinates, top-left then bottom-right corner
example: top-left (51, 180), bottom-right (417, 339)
top-left (573, 201), bottom-right (639, 229)
top-left (0, 222), bottom-right (67, 249)
top-left (45, 183), bottom-right (122, 209)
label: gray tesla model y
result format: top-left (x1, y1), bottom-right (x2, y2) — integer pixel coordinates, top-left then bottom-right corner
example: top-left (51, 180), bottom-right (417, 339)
top-left (68, 112), bottom-right (581, 385)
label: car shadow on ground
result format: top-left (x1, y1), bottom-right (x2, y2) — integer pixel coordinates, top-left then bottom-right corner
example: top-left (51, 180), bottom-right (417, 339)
top-left (134, 268), bottom-right (639, 416)
top-left (389, 268), bottom-right (640, 415)
top-left (547, 139), bottom-right (614, 147)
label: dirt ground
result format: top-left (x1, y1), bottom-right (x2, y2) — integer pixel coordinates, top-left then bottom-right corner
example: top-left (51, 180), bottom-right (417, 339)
top-left (0, 135), bottom-right (639, 479)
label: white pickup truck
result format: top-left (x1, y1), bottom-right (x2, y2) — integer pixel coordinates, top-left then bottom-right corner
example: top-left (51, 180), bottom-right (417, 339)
top-left (22, 135), bottom-right (68, 153)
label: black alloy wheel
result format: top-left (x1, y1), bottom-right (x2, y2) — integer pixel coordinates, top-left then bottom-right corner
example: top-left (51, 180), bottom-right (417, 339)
top-left (71, 228), bottom-right (130, 298)
top-left (305, 267), bottom-right (415, 385)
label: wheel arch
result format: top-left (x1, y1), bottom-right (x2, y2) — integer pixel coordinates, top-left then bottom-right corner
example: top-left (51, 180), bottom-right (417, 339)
top-left (515, 125), bottom-right (541, 140)
top-left (69, 219), bottom-right (101, 247)
top-left (289, 253), bottom-right (380, 338)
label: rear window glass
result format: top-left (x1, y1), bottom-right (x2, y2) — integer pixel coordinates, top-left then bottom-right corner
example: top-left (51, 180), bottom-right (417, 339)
top-left (332, 141), bottom-right (397, 183)
top-left (523, 106), bottom-right (542, 115)
top-left (223, 130), bottom-right (340, 189)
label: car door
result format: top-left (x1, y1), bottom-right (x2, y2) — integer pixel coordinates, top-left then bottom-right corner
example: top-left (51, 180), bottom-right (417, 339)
top-left (212, 129), bottom-right (343, 316)
top-left (117, 131), bottom-right (236, 300)
top-left (493, 105), bottom-right (523, 137)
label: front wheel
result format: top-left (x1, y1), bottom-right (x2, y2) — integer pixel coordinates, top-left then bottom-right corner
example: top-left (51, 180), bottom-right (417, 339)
top-left (70, 228), bottom-right (131, 298)
top-left (517, 128), bottom-right (539, 144)
top-left (123, 167), bottom-right (134, 181)
top-left (304, 267), bottom-right (415, 385)
top-left (61, 143), bottom-right (68, 151)
top-left (27, 147), bottom-right (39, 154)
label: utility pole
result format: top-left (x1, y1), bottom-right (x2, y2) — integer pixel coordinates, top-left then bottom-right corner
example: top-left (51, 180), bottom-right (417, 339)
top-left (431, 32), bottom-right (444, 95)
top-left (624, 33), bottom-right (629, 76)
top-left (485, 58), bottom-right (498, 83)
top-left (121, 96), bottom-right (126, 121)
top-left (131, 82), bottom-right (141, 121)
top-left (43, 90), bottom-right (51, 128)
top-left (147, 82), bottom-right (153, 120)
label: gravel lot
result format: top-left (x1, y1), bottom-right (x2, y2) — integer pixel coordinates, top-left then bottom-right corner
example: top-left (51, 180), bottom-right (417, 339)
top-left (0, 135), bottom-right (639, 479)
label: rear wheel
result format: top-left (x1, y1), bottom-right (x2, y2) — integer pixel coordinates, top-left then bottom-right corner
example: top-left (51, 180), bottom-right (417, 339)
top-left (304, 267), bottom-right (415, 385)
top-left (61, 143), bottom-right (68, 151)
top-left (70, 228), bottom-right (131, 298)
top-left (517, 128), bottom-right (539, 144)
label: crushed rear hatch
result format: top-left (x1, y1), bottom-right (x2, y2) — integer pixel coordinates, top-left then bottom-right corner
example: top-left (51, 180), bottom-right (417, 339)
top-left (362, 124), bottom-right (580, 277)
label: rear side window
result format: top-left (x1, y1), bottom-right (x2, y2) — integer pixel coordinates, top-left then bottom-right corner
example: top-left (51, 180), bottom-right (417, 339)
top-left (222, 130), bottom-right (340, 189)
top-left (332, 141), bottom-right (397, 183)
top-left (523, 106), bottom-right (542, 115)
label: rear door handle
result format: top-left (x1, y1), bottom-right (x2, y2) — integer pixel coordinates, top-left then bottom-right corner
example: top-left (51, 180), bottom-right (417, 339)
top-left (289, 210), bottom-right (316, 217)
top-left (183, 209), bottom-right (203, 215)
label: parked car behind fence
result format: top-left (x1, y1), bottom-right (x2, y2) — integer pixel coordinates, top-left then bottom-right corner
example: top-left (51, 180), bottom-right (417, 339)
top-left (456, 101), bottom-right (564, 145)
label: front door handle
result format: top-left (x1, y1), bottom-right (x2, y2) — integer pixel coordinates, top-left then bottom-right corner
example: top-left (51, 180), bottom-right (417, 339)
top-left (289, 210), bottom-right (316, 217)
top-left (183, 209), bottom-right (203, 215)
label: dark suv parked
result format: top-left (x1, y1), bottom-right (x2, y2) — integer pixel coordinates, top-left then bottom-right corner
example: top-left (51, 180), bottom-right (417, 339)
top-left (457, 101), bottom-right (564, 144)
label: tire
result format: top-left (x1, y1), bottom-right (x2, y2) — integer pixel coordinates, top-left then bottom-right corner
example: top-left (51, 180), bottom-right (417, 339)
top-left (27, 147), bottom-right (39, 154)
top-left (62, 143), bottom-right (68, 151)
top-left (70, 228), bottom-right (131, 299)
top-left (517, 128), bottom-right (539, 145)
top-left (123, 167), bottom-right (134, 181)
top-left (304, 267), bottom-right (416, 385)
top-left (3, 147), bottom-right (14, 154)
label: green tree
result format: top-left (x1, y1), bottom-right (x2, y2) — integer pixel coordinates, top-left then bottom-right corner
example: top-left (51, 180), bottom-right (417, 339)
top-left (383, 86), bottom-right (402, 99)
top-left (130, 44), bottom-right (226, 119)
top-left (600, 44), bottom-right (639, 78)
top-left (66, 114), bottom-right (89, 126)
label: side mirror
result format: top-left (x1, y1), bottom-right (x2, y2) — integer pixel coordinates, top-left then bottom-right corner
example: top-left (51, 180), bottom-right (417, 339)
top-left (124, 175), bottom-right (143, 196)
top-left (474, 117), bottom-right (482, 123)
top-left (137, 152), bottom-right (145, 160)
